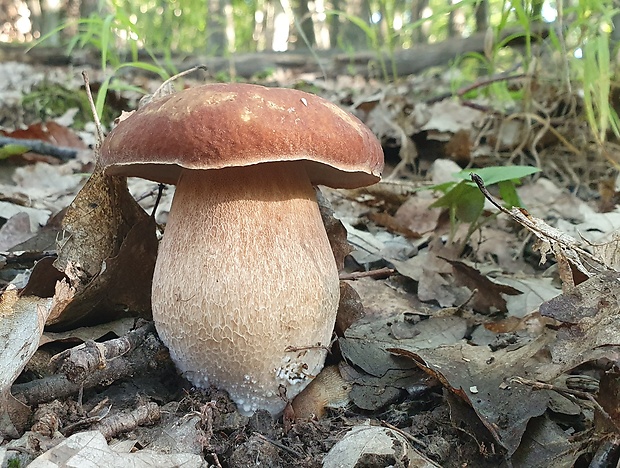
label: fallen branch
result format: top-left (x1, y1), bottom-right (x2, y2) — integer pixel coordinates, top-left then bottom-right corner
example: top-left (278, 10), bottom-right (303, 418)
top-left (0, 136), bottom-right (78, 161)
top-left (339, 267), bottom-right (394, 280)
top-left (92, 401), bottom-right (161, 440)
top-left (50, 321), bottom-right (156, 383)
top-left (12, 328), bottom-right (170, 406)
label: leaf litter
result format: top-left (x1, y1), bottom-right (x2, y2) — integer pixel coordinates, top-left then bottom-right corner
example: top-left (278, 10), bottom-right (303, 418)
top-left (0, 64), bottom-right (620, 467)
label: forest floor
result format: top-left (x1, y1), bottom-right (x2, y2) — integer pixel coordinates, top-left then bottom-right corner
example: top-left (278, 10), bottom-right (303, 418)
top-left (0, 56), bottom-right (619, 467)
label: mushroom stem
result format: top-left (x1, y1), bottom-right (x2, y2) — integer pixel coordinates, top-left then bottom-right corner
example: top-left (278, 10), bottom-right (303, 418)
top-left (152, 162), bottom-right (340, 416)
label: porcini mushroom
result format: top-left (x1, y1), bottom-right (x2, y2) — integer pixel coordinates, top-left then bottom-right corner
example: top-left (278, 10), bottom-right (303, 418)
top-left (100, 83), bottom-right (383, 416)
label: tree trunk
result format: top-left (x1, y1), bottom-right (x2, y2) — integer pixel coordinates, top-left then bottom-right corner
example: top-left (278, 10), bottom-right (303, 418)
top-left (223, 0), bottom-right (236, 53)
top-left (79, 0), bottom-right (98, 17)
top-left (410, 0), bottom-right (429, 44)
top-left (312, 0), bottom-right (330, 49)
top-left (329, 0), bottom-right (341, 48)
top-left (27, 0), bottom-right (43, 39)
top-left (40, 0), bottom-right (63, 46)
top-left (207, 0), bottom-right (225, 54)
top-left (63, 0), bottom-right (80, 36)
top-left (264, 0), bottom-right (277, 51)
top-left (293, 0), bottom-right (316, 49)
top-left (475, 0), bottom-right (488, 32)
top-left (529, 0), bottom-right (543, 19)
top-left (254, 0), bottom-right (267, 51)
top-left (448, 0), bottom-right (456, 38)
top-left (339, 0), bottom-right (371, 49)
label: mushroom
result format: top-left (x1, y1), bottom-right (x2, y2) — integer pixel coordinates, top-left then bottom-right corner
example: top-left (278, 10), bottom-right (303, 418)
top-left (100, 83), bottom-right (383, 416)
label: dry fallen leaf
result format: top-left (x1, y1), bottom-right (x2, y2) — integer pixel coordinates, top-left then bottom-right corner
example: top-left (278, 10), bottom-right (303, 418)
top-left (441, 258), bottom-right (522, 314)
top-left (0, 212), bottom-right (32, 251)
top-left (540, 271), bottom-right (620, 375)
top-left (393, 194), bottom-right (442, 235)
top-left (0, 282), bottom-right (73, 439)
top-left (40, 165), bottom-right (158, 329)
top-left (323, 424), bottom-right (439, 468)
top-left (473, 173), bottom-right (611, 282)
top-left (27, 430), bottom-right (204, 468)
top-left (389, 334), bottom-right (554, 457)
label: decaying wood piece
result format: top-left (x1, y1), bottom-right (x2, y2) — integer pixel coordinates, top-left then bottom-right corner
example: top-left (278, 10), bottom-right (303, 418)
top-left (50, 322), bottom-right (156, 383)
top-left (92, 402), bottom-right (161, 440)
top-left (11, 327), bottom-right (169, 406)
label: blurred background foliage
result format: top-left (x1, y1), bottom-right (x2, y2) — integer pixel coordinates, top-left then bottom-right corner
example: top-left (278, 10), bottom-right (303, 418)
top-left (1, 0), bottom-right (620, 147)
top-left (2, 0), bottom-right (610, 56)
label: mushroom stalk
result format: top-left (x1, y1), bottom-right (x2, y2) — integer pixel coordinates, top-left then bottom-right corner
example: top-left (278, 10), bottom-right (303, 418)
top-left (152, 162), bottom-right (340, 416)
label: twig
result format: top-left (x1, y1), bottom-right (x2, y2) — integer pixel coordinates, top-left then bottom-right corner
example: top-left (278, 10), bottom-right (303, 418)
top-left (152, 65), bottom-right (207, 99)
top-left (151, 183), bottom-right (166, 218)
top-left (4, 446), bottom-right (36, 456)
top-left (92, 402), bottom-right (161, 440)
top-left (82, 71), bottom-right (104, 145)
top-left (510, 376), bottom-right (593, 399)
top-left (140, 65), bottom-right (208, 108)
top-left (339, 267), bottom-right (394, 280)
top-left (511, 376), bottom-right (619, 432)
top-left (12, 329), bottom-right (168, 406)
top-left (427, 70), bottom-right (525, 104)
top-left (254, 432), bottom-right (303, 459)
top-left (284, 343), bottom-right (330, 353)
top-left (50, 321), bottom-right (156, 383)
top-left (62, 405), bottom-right (111, 436)
top-left (380, 420), bottom-right (427, 447)
top-left (499, 111), bottom-right (580, 156)
top-left (585, 393), bottom-right (619, 432)
top-left (0, 136), bottom-right (78, 161)
top-left (2, 252), bottom-right (57, 264)
top-left (471, 173), bottom-right (608, 274)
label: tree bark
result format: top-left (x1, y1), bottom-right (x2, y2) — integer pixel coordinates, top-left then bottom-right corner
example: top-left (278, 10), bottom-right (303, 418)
top-left (338, 0), bottom-right (371, 49)
top-left (410, 0), bottom-right (429, 44)
top-left (207, 0), bottom-right (226, 54)
top-left (475, 0), bottom-right (488, 32)
top-left (294, 0), bottom-right (316, 49)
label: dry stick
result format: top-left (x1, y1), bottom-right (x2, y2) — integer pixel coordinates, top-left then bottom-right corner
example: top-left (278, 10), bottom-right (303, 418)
top-left (199, 401), bottom-right (224, 468)
top-left (152, 65), bottom-right (207, 98)
top-left (2, 251), bottom-right (57, 264)
top-left (511, 376), bottom-right (618, 431)
top-left (62, 405), bottom-right (112, 436)
top-left (82, 71), bottom-right (104, 145)
top-left (50, 321), bottom-right (156, 383)
top-left (253, 432), bottom-right (303, 459)
top-left (12, 330), bottom-right (167, 406)
top-left (0, 136), bottom-right (78, 161)
top-left (92, 401), bottom-right (161, 440)
top-left (510, 376), bottom-right (593, 400)
top-left (499, 111), bottom-right (581, 156)
top-left (139, 65), bottom-right (208, 108)
top-left (427, 70), bottom-right (526, 105)
top-left (380, 420), bottom-right (427, 448)
top-left (471, 173), bottom-right (608, 272)
top-left (151, 183), bottom-right (166, 218)
top-left (339, 267), bottom-right (394, 281)
top-left (512, 377), bottom-right (615, 425)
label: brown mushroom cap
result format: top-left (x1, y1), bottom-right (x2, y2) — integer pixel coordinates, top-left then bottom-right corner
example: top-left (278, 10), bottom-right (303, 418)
top-left (100, 83), bottom-right (383, 188)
